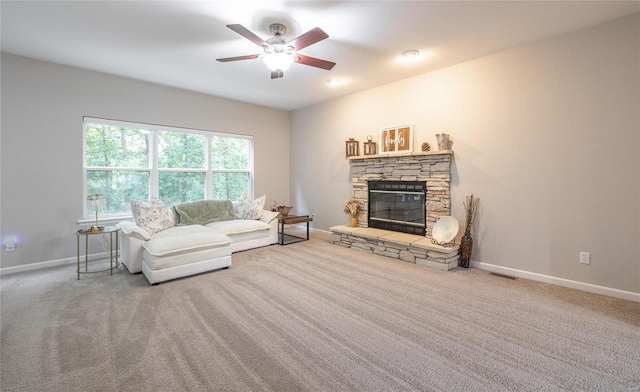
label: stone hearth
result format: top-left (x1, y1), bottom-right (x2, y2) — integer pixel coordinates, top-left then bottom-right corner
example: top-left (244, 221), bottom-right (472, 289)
top-left (330, 225), bottom-right (460, 271)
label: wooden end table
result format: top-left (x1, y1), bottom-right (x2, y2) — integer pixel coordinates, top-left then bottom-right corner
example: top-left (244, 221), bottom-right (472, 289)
top-left (278, 215), bottom-right (313, 245)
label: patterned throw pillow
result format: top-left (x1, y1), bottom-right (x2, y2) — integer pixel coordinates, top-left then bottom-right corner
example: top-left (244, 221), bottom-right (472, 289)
top-left (130, 197), bottom-right (175, 235)
top-left (233, 193), bottom-right (266, 220)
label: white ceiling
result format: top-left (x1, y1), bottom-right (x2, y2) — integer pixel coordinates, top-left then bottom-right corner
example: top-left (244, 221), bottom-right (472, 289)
top-left (2, 1), bottom-right (639, 111)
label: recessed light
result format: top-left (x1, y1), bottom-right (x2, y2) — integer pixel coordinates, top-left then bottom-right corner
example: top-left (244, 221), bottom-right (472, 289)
top-left (401, 50), bottom-right (420, 58)
top-left (327, 79), bottom-right (342, 86)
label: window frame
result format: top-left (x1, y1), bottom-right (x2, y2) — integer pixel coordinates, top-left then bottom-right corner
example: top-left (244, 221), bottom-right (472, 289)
top-left (82, 117), bottom-right (254, 219)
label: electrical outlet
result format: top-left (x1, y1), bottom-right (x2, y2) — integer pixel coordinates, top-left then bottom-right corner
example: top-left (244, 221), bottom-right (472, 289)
top-left (580, 252), bottom-right (590, 265)
top-left (5, 236), bottom-right (16, 251)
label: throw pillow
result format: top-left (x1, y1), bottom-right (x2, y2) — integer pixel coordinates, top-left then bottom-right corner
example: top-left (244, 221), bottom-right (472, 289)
top-left (173, 199), bottom-right (235, 225)
top-left (233, 192), bottom-right (266, 220)
top-left (130, 197), bottom-right (175, 235)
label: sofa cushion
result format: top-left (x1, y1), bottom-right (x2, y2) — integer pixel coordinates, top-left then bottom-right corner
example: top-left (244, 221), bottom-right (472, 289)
top-left (130, 197), bottom-right (175, 235)
top-left (143, 231), bottom-right (231, 257)
top-left (144, 245), bottom-right (232, 271)
top-left (174, 199), bottom-right (235, 226)
top-left (206, 219), bottom-right (270, 236)
top-left (151, 224), bottom-right (214, 239)
top-left (233, 193), bottom-right (266, 220)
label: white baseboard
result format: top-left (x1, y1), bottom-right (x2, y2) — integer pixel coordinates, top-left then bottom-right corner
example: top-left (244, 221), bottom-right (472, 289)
top-left (0, 252), bottom-right (110, 276)
top-left (471, 260), bottom-right (640, 303)
top-left (286, 225), bottom-right (332, 236)
top-left (310, 227), bottom-right (332, 236)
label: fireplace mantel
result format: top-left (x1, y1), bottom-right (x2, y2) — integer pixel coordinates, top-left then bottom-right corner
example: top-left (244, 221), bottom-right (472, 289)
top-left (347, 150), bottom-right (453, 161)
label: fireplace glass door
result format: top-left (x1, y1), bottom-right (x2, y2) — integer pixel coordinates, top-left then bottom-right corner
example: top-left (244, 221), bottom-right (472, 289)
top-left (368, 181), bottom-right (426, 235)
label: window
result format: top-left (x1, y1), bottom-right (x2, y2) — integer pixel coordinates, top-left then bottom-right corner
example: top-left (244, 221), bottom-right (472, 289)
top-left (83, 117), bottom-right (253, 217)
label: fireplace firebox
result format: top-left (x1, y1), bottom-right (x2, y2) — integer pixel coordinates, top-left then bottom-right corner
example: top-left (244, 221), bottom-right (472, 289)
top-left (368, 180), bottom-right (426, 235)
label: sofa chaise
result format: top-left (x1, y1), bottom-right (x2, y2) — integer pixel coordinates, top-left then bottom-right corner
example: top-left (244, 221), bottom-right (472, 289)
top-left (117, 198), bottom-right (278, 284)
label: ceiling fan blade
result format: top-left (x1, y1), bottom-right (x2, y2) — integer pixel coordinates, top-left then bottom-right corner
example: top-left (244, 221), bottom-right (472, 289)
top-left (295, 54), bottom-right (336, 70)
top-left (271, 70), bottom-right (284, 79)
top-left (226, 24), bottom-right (267, 47)
top-left (288, 27), bottom-right (329, 51)
top-left (216, 54), bottom-right (261, 62)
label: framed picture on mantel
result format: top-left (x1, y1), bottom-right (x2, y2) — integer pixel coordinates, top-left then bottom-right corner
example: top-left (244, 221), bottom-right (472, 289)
top-left (379, 124), bottom-right (413, 154)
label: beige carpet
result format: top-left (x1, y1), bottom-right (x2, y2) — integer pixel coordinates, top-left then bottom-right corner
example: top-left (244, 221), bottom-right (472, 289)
top-left (1, 236), bottom-right (639, 391)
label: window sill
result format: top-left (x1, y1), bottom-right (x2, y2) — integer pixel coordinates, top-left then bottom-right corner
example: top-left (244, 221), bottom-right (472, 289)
top-left (77, 215), bottom-right (133, 227)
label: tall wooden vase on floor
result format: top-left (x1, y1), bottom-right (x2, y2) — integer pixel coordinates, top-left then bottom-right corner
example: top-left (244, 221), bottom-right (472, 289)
top-left (459, 232), bottom-right (473, 268)
top-left (459, 194), bottom-right (479, 268)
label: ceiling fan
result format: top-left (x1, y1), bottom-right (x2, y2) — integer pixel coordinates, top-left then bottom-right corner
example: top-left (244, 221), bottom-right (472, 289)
top-left (216, 23), bottom-right (336, 79)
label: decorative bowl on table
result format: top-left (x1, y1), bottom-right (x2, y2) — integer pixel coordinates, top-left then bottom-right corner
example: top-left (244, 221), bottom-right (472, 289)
top-left (277, 206), bottom-right (292, 216)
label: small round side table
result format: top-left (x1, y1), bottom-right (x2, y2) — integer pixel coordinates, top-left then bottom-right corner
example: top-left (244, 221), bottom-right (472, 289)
top-left (75, 226), bottom-right (120, 280)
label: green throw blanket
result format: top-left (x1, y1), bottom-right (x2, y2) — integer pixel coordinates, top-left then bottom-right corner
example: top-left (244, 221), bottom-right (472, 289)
top-left (173, 200), bottom-right (235, 226)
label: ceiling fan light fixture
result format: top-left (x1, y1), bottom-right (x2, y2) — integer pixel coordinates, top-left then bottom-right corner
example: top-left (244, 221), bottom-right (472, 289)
top-left (263, 53), bottom-right (295, 72)
top-left (218, 23), bottom-right (334, 78)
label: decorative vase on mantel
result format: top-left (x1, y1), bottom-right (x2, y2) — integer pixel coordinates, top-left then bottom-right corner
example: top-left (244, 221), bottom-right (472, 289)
top-left (459, 194), bottom-right (479, 268)
top-left (350, 217), bottom-right (358, 227)
top-left (436, 133), bottom-right (450, 151)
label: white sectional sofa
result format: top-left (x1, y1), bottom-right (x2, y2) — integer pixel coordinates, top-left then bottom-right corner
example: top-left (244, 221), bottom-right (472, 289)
top-left (117, 199), bottom-right (279, 284)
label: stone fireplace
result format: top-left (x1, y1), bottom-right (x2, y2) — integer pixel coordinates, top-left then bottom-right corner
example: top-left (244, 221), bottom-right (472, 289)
top-left (349, 151), bottom-right (453, 239)
top-left (330, 151), bottom-right (459, 271)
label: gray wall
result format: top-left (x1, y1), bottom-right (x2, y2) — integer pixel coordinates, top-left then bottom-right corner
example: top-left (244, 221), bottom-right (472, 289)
top-left (290, 14), bottom-right (640, 293)
top-left (1, 54), bottom-right (290, 269)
